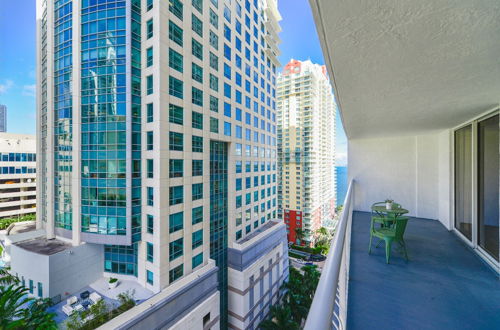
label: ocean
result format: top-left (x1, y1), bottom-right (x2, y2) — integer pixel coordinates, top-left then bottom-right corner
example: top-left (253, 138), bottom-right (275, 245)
top-left (336, 166), bottom-right (348, 206)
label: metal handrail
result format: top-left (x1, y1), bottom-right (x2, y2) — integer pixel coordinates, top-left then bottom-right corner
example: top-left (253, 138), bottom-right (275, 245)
top-left (304, 180), bottom-right (354, 330)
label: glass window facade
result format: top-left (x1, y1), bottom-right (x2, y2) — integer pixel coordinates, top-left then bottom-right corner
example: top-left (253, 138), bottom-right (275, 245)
top-left (169, 211), bottom-right (184, 233)
top-left (169, 238), bottom-right (183, 261)
top-left (169, 264), bottom-right (183, 283)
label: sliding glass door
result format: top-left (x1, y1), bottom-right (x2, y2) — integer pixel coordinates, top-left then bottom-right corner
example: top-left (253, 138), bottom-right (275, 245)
top-left (455, 125), bottom-right (473, 240)
top-left (454, 112), bottom-right (499, 264)
top-left (478, 114), bottom-right (499, 261)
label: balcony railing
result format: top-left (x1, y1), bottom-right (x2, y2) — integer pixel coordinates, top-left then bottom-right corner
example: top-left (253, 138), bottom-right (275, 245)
top-left (304, 180), bottom-right (354, 330)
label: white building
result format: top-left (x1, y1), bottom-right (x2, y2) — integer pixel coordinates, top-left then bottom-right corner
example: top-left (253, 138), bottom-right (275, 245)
top-left (304, 1), bottom-right (500, 329)
top-left (8, 0), bottom-right (288, 328)
top-left (0, 133), bottom-right (36, 219)
top-left (277, 59), bottom-right (336, 245)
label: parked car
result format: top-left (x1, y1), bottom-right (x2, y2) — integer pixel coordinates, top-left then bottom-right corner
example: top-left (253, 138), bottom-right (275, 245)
top-left (310, 254), bottom-right (326, 262)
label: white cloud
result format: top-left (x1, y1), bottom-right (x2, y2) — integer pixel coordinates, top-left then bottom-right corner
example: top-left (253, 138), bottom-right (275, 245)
top-left (22, 84), bottom-right (36, 97)
top-left (0, 80), bottom-right (14, 95)
top-left (336, 152), bottom-right (347, 166)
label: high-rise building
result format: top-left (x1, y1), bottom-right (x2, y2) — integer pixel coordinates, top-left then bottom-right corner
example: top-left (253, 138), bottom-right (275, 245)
top-left (0, 104), bottom-right (6, 132)
top-left (13, 0), bottom-right (288, 327)
top-left (277, 59), bottom-right (336, 246)
top-left (0, 133), bottom-right (37, 219)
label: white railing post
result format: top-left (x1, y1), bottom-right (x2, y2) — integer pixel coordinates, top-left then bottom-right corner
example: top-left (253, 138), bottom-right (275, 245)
top-left (304, 180), bottom-right (354, 330)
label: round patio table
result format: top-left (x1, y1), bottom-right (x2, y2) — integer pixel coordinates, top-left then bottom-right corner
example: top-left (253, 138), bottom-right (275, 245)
top-left (371, 205), bottom-right (409, 218)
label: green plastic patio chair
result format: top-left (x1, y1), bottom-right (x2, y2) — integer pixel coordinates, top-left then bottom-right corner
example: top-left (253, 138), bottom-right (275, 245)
top-left (368, 216), bottom-right (409, 263)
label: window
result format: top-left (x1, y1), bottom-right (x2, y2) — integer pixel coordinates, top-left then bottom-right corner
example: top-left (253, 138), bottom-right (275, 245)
top-left (147, 187), bottom-right (154, 206)
top-left (210, 95), bottom-right (219, 112)
top-left (192, 63), bottom-right (203, 83)
top-left (192, 39), bottom-right (203, 60)
top-left (192, 87), bottom-right (203, 106)
top-left (224, 44), bottom-right (231, 60)
top-left (147, 19), bottom-right (153, 39)
top-left (224, 102), bottom-right (231, 117)
top-left (223, 4), bottom-right (231, 22)
top-left (224, 63), bottom-right (231, 79)
top-left (147, 242), bottom-right (154, 262)
top-left (169, 48), bottom-right (183, 72)
top-left (209, 74), bottom-right (219, 92)
top-left (236, 178), bottom-right (242, 191)
top-left (192, 0), bottom-right (202, 13)
top-left (224, 24), bottom-right (231, 41)
top-left (147, 159), bottom-right (153, 178)
top-left (192, 111), bottom-right (203, 129)
top-left (236, 230), bottom-right (242, 240)
top-left (209, 30), bottom-right (218, 50)
top-left (147, 131), bottom-right (153, 150)
top-left (224, 83), bottom-right (231, 98)
top-left (147, 215), bottom-right (154, 234)
top-left (192, 159), bottom-right (203, 176)
top-left (169, 159), bottom-right (183, 178)
top-left (192, 183), bottom-right (203, 200)
top-left (169, 21), bottom-right (183, 46)
top-left (192, 14), bottom-right (203, 37)
top-left (209, 9), bottom-right (218, 28)
top-left (147, 0), bottom-right (153, 11)
top-left (169, 104), bottom-right (183, 124)
top-left (236, 195), bottom-right (242, 208)
top-left (192, 252), bottom-right (203, 268)
top-left (192, 229), bottom-right (203, 249)
top-left (169, 264), bottom-right (183, 283)
top-left (146, 75), bottom-right (153, 95)
top-left (169, 211), bottom-right (184, 233)
top-left (210, 117), bottom-right (219, 133)
top-left (235, 143), bottom-right (242, 156)
top-left (192, 206), bottom-right (203, 224)
top-left (192, 135), bottom-right (203, 152)
top-left (169, 0), bottom-right (183, 20)
top-left (169, 186), bottom-right (183, 205)
top-left (37, 282), bottom-right (43, 298)
top-left (146, 47), bottom-right (153, 67)
top-left (169, 76), bottom-right (183, 99)
top-left (209, 52), bottom-right (218, 70)
top-left (147, 270), bottom-right (153, 284)
top-left (169, 132), bottom-right (183, 151)
top-left (224, 122), bottom-right (231, 136)
top-left (169, 238), bottom-right (183, 261)
top-left (147, 103), bottom-right (153, 122)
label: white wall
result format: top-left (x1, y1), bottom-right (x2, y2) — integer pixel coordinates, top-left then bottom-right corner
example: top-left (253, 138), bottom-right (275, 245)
top-left (348, 131), bottom-right (452, 225)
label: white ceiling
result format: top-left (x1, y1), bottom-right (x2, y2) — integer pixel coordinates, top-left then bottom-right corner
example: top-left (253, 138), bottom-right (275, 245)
top-left (309, 0), bottom-right (500, 139)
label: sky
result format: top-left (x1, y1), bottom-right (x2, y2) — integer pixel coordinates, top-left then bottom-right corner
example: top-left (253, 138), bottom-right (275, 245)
top-left (0, 0), bottom-right (347, 166)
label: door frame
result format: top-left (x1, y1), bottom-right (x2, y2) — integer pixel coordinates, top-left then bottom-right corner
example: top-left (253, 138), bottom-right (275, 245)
top-left (452, 107), bottom-right (499, 273)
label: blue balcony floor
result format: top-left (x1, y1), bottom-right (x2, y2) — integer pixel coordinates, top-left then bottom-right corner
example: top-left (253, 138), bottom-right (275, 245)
top-left (347, 211), bottom-right (500, 330)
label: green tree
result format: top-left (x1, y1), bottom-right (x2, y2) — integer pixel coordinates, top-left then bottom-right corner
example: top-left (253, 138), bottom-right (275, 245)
top-left (0, 268), bottom-right (20, 286)
top-left (294, 228), bottom-right (304, 245)
top-left (0, 284), bottom-right (56, 330)
top-left (259, 305), bottom-right (299, 330)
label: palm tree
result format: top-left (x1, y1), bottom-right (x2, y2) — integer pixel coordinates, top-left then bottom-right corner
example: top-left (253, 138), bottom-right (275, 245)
top-left (0, 268), bottom-right (20, 285)
top-left (0, 285), bottom-right (33, 328)
top-left (0, 279), bottom-right (57, 329)
top-left (294, 228), bottom-right (304, 245)
top-left (259, 305), bottom-right (299, 330)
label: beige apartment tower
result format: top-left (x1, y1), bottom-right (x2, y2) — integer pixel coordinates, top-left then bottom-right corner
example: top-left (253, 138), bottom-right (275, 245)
top-left (277, 59), bottom-right (336, 246)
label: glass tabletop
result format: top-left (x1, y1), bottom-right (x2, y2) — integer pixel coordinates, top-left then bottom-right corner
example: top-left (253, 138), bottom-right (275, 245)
top-left (371, 205), bottom-right (409, 216)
